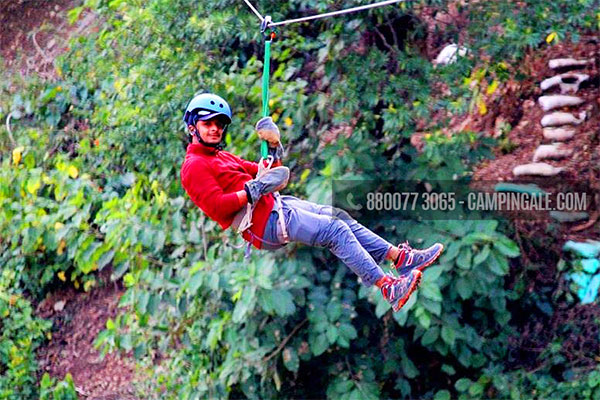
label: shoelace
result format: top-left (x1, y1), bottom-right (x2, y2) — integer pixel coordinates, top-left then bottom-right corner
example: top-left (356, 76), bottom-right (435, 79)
top-left (395, 241), bottom-right (415, 267)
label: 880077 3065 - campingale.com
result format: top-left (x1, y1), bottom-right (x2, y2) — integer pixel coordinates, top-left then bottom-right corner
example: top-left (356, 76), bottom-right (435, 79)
top-left (465, 191), bottom-right (588, 212)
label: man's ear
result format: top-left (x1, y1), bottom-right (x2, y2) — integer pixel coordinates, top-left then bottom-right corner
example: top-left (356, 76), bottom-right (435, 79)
top-left (188, 124), bottom-right (196, 134)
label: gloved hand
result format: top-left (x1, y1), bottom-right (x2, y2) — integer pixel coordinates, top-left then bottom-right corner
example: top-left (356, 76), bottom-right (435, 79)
top-left (244, 166), bottom-right (290, 204)
top-left (255, 117), bottom-right (281, 147)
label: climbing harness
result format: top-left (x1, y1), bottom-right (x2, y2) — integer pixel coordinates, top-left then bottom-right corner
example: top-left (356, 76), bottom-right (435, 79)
top-left (238, 0), bottom-right (404, 257)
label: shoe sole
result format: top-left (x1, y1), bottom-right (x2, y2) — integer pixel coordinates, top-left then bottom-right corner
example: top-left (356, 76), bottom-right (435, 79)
top-left (392, 270), bottom-right (422, 312)
top-left (396, 244), bottom-right (445, 276)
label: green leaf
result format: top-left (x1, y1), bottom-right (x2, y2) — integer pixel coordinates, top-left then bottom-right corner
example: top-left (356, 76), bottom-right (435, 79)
top-left (271, 289), bottom-right (296, 317)
top-left (456, 247), bottom-right (472, 270)
top-left (120, 333), bottom-right (133, 351)
top-left (418, 311), bottom-right (431, 330)
top-left (401, 357), bottom-right (419, 379)
top-left (455, 378), bottom-right (472, 392)
top-left (494, 237), bottom-right (520, 257)
top-left (421, 282), bottom-right (443, 302)
top-left (468, 382), bottom-right (484, 396)
top-left (137, 291), bottom-right (149, 314)
top-left (473, 245), bottom-right (490, 265)
top-left (232, 286), bottom-right (256, 322)
top-left (326, 325), bottom-right (338, 344)
top-left (326, 301), bottom-right (342, 321)
top-left (462, 232), bottom-right (492, 245)
top-left (96, 248), bottom-right (115, 269)
top-left (421, 326), bottom-right (439, 346)
top-left (311, 333), bottom-right (329, 356)
top-left (455, 277), bottom-right (473, 300)
top-left (487, 249), bottom-right (509, 276)
top-left (434, 390), bottom-right (451, 400)
top-left (421, 298), bottom-right (442, 316)
top-left (443, 240), bottom-right (461, 260)
top-left (423, 265), bottom-right (443, 282)
top-left (147, 293), bottom-right (159, 315)
top-left (441, 326), bottom-right (456, 346)
top-left (333, 379), bottom-right (353, 394)
top-left (188, 272), bottom-right (203, 294)
top-left (338, 323), bottom-right (357, 341)
top-left (282, 347), bottom-right (300, 372)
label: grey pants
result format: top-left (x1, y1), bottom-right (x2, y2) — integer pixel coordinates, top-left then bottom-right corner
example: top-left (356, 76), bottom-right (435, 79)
top-left (262, 195), bottom-right (392, 287)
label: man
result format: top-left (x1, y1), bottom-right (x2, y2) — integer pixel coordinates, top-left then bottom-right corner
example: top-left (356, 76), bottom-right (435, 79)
top-left (180, 93), bottom-right (444, 312)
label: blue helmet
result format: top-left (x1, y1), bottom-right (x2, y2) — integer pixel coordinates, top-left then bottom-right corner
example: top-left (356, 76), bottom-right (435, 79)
top-left (183, 93), bottom-right (232, 127)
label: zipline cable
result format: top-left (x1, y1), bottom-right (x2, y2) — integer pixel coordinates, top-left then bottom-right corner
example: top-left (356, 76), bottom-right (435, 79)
top-left (242, 0), bottom-right (264, 22)
top-left (244, 0), bottom-right (404, 158)
top-left (242, 0), bottom-right (404, 27)
top-left (271, 0), bottom-right (404, 27)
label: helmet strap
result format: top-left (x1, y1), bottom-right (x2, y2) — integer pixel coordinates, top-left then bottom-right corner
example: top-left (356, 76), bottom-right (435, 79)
top-left (191, 124), bottom-right (228, 151)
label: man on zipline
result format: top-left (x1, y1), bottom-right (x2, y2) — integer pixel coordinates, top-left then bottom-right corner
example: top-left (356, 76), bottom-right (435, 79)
top-left (180, 93), bottom-right (444, 312)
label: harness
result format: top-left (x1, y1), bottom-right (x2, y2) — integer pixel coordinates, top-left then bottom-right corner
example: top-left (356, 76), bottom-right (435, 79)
top-left (233, 154), bottom-right (290, 258)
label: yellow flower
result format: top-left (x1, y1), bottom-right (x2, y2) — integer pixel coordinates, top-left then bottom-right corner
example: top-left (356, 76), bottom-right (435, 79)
top-left (546, 32), bottom-right (557, 44)
top-left (478, 97), bottom-right (488, 115)
top-left (57, 239), bottom-right (66, 255)
top-left (486, 80), bottom-right (499, 95)
top-left (12, 146), bottom-right (24, 166)
top-left (57, 271), bottom-right (67, 281)
top-left (284, 117), bottom-right (293, 127)
top-left (68, 165), bottom-right (79, 179)
top-left (26, 179), bottom-right (41, 195)
top-left (84, 280), bottom-right (95, 292)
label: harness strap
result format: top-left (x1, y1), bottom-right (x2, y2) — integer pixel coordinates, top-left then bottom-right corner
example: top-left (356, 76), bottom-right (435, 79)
top-left (274, 193), bottom-right (289, 243)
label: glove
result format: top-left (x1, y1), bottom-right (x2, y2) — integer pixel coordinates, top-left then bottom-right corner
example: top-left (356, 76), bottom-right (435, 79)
top-left (255, 117), bottom-right (281, 147)
top-left (267, 142), bottom-right (284, 162)
top-left (244, 166), bottom-right (290, 204)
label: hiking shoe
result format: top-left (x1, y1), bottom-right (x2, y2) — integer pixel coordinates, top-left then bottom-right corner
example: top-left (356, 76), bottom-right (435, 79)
top-left (380, 270), bottom-right (422, 312)
top-left (394, 241), bottom-right (444, 276)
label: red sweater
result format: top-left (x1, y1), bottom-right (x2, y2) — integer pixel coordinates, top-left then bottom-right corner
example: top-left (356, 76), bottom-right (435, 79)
top-left (180, 143), bottom-right (274, 249)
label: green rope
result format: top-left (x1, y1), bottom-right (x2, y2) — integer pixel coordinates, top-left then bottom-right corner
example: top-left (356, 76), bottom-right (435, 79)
top-left (260, 37), bottom-right (272, 159)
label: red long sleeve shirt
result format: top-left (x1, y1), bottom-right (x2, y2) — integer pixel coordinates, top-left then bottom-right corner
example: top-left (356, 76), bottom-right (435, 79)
top-left (180, 143), bottom-right (274, 249)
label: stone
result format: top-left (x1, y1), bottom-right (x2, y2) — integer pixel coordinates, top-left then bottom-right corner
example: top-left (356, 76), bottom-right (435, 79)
top-left (512, 162), bottom-right (564, 176)
top-left (538, 95), bottom-right (584, 111)
top-left (540, 73), bottom-right (589, 93)
top-left (434, 44), bottom-right (468, 65)
top-left (548, 58), bottom-right (594, 69)
top-left (532, 143), bottom-right (572, 161)
top-left (542, 127), bottom-right (576, 141)
top-left (541, 111), bottom-right (586, 127)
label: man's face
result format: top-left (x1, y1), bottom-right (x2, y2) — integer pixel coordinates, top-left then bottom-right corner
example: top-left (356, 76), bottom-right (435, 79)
top-left (193, 117), bottom-right (227, 144)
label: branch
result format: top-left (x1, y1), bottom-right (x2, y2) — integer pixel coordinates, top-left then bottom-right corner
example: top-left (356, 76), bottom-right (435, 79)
top-left (31, 30), bottom-right (54, 65)
top-left (262, 318), bottom-right (308, 363)
top-left (5, 113), bottom-right (16, 147)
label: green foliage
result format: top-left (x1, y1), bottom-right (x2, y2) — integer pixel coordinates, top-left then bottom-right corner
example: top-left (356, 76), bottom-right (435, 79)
top-left (0, 0), bottom-right (597, 397)
top-left (0, 267), bottom-right (51, 399)
top-left (39, 373), bottom-right (78, 400)
top-left (453, 365), bottom-right (600, 400)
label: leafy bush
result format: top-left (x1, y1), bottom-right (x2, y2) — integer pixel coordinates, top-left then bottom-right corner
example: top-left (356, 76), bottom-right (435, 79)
top-left (0, 0), bottom-right (597, 397)
top-left (0, 266), bottom-right (51, 398)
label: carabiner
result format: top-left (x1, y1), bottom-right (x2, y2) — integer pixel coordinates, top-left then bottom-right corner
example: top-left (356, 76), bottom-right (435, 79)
top-left (260, 15), bottom-right (272, 33)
